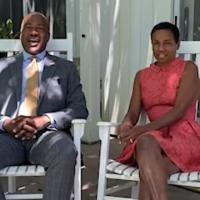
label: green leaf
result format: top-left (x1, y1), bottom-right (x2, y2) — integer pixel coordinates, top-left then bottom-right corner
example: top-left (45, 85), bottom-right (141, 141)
top-left (0, 18), bottom-right (19, 39)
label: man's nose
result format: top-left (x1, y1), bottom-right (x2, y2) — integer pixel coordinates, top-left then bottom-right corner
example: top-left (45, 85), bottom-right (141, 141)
top-left (30, 29), bottom-right (38, 35)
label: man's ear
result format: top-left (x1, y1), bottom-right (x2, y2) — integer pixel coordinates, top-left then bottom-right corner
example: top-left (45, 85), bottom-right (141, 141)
top-left (47, 32), bottom-right (50, 42)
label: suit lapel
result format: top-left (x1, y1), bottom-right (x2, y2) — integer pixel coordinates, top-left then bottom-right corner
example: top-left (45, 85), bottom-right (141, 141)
top-left (38, 55), bottom-right (57, 106)
top-left (10, 54), bottom-right (23, 103)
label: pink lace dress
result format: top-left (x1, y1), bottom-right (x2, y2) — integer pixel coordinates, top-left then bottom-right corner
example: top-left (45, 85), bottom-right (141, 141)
top-left (116, 58), bottom-right (200, 172)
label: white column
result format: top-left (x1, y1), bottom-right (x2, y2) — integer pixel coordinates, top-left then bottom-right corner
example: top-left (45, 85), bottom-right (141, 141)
top-left (67, 0), bottom-right (81, 58)
top-left (100, 0), bottom-right (120, 121)
top-left (79, 0), bottom-right (101, 142)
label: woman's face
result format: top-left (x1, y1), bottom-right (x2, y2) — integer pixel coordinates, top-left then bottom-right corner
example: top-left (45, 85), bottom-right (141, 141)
top-left (151, 29), bottom-right (179, 66)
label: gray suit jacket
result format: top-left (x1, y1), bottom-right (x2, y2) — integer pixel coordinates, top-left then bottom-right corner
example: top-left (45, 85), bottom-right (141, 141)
top-left (0, 53), bottom-right (88, 131)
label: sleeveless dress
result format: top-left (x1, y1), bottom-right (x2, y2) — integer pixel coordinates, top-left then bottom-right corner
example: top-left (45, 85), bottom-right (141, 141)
top-left (116, 58), bottom-right (200, 172)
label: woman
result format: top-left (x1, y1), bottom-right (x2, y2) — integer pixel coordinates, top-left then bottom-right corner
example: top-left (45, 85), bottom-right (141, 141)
top-left (117, 22), bottom-right (200, 200)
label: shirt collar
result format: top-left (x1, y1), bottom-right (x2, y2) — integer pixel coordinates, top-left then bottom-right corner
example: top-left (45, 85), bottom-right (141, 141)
top-left (23, 50), bottom-right (46, 61)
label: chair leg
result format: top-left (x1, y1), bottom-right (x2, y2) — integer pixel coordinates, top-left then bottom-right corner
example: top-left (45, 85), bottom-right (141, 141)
top-left (131, 182), bottom-right (139, 199)
top-left (97, 123), bottom-right (111, 200)
top-left (8, 177), bottom-right (16, 193)
top-left (72, 119), bottom-right (86, 200)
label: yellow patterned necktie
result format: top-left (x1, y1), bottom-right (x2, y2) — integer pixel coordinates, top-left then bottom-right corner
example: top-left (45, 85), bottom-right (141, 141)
top-left (18, 58), bottom-right (39, 116)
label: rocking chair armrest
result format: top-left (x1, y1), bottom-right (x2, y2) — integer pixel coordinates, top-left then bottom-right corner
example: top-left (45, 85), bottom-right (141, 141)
top-left (97, 121), bottom-right (119, 127)
top-left (72, 119), bottom-right (87, 124)
top-left (97, 121), bottom-right (119, 139)
top-left (72, 119), bottom-right (86, 138)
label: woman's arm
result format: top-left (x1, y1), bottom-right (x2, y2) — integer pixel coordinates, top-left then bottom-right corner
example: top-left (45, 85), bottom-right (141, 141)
top-left (118, 71), bottom-right (142, 136)
top-left (120, 61), bottom-right (199, 142)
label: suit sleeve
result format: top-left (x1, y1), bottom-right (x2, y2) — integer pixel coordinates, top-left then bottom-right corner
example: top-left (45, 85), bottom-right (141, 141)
top-left (45, 62), bottom-right (88, 130)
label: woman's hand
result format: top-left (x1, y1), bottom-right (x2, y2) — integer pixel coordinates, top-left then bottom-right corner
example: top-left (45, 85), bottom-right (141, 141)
top-left (117, 120), bottom-right (133, 139)
top-left (119, 125), bottom-right (145, 143)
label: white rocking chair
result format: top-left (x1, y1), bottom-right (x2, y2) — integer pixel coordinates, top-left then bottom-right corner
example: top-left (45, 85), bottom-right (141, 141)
top-left (97, 41), bottom-right (200, 200)
top-left (0, 119), bottom-right (86, 200)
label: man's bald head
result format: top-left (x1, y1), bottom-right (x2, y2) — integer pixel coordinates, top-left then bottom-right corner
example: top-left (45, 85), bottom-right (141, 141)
top-left (20, 12), bottom-right (50, 55)
top-left (20, 12), bottom-right (49, 32)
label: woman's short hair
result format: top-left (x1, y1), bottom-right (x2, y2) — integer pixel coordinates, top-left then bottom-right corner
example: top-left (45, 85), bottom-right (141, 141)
top-left (151, 22), bottom-right (180, 43)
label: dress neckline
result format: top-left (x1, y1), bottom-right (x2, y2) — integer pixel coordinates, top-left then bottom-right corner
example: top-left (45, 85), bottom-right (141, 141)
top-left (150, 57), bottom-right (181, 72)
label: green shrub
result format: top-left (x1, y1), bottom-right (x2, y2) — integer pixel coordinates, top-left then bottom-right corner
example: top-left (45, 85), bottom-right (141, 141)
top-left (0, 19), bottom-right (19, 39)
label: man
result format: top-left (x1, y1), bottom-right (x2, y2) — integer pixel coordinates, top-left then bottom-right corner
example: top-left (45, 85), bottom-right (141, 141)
top-left (0, 12), bottom-right (88, 200)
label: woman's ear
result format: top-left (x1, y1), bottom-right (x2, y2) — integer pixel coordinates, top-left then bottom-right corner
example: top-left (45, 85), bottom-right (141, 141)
top-left (177, 41), bottom-right (180, 49)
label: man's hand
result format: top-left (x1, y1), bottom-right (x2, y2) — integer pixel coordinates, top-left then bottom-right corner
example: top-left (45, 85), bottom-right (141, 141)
top-left (3, 115), bottom-right (50, 140)
top-left (3, 116), bottom-right (37, 139)
top-left (31, 115), bottom-right (51, 131)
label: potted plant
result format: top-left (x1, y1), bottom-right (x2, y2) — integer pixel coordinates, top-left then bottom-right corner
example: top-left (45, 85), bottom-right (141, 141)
top-left (0, 18), bottom-right (19, 39)
top-left (0, 19), bottom-right (19, 58)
